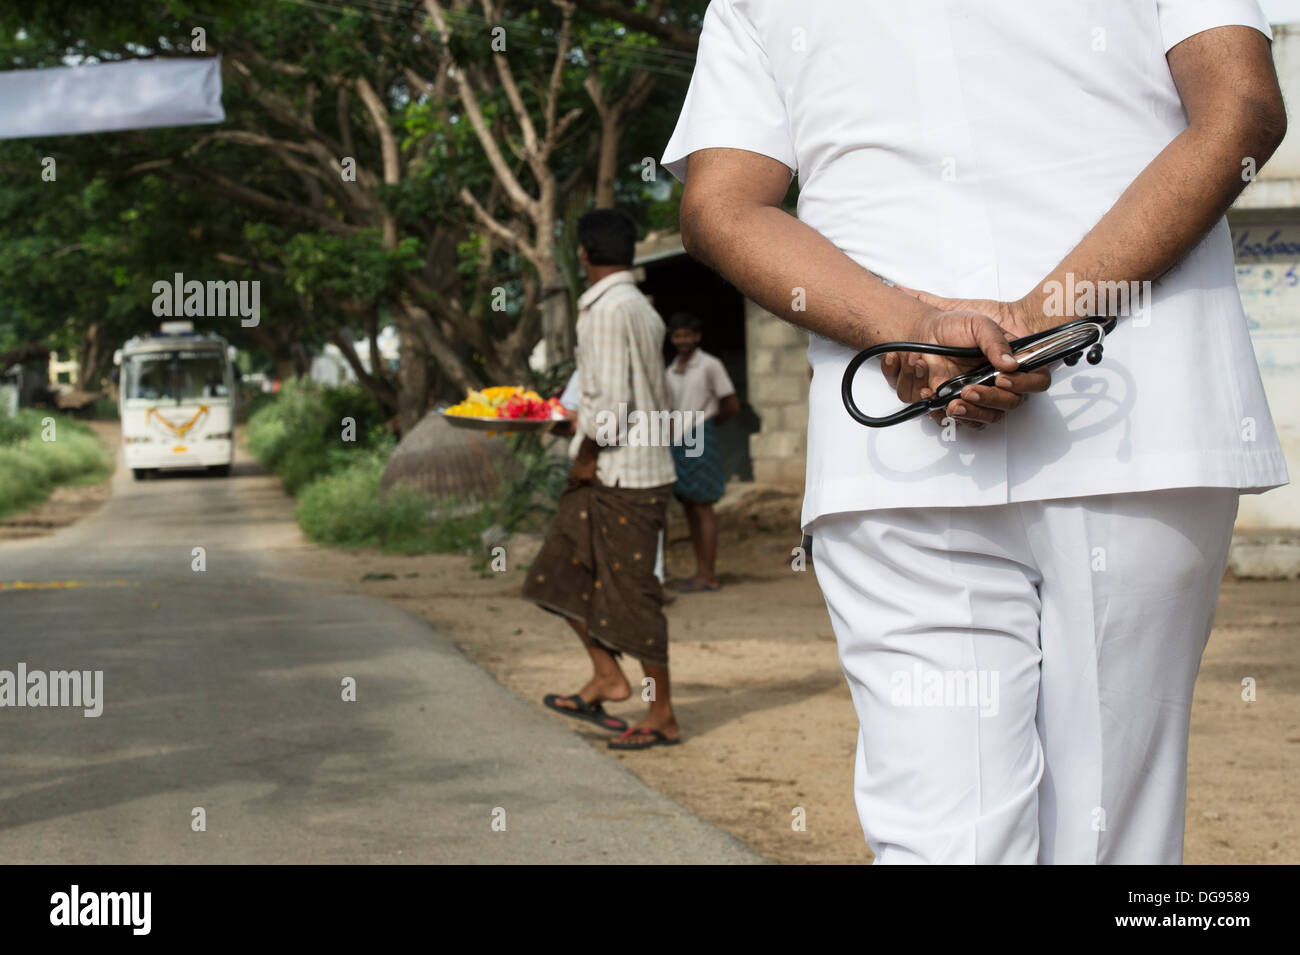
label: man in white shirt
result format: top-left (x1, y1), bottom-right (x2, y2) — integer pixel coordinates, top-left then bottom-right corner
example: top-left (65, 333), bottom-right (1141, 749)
top-left (664, 311), bottom-right (740, 592)
top-left (664, 0), bottom-right (1289, 862)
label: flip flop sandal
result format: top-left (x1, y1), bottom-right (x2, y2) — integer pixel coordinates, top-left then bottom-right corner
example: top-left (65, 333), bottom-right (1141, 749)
top-left (542, 693), bottom-right (629, 732)
top-left (670, 579), bottom-right (722, 593)
top-left (607, 728), bottom-right (683, 750)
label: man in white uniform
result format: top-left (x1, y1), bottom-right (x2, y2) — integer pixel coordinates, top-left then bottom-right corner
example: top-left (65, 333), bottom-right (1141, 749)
top-left (663, 0), bottom-right (1289, 863)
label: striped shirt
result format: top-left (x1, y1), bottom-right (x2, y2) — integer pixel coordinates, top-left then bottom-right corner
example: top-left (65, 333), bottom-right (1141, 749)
top-left (572, 271), bottom-right (677, 489)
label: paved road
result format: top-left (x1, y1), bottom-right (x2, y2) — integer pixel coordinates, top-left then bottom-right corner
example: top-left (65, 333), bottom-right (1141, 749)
top-left (0, 447), bottom-right (761, 864)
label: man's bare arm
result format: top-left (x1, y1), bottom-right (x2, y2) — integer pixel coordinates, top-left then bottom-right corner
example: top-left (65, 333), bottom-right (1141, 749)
top-left (678, 149), bottom-right (1035, 426)
top-left (680, 150), bottom-right (932, 349)
top-left (715, 393), bottom-right (741, 425)
top-left (1018, 26), bottom-right (1286, 326)
top-left (678, 149), bottom-right (1018, 372)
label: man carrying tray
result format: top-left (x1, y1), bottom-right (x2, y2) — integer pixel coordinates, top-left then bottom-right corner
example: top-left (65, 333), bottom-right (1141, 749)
top-left (523, 208), bottom-right (683, 750)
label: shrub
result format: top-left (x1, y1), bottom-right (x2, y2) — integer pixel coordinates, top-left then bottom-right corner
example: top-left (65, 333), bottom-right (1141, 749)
top-left (249, 380), bottom-right (575, 554)
top-left (295, 448), bottom-right (492, 553)
top-left (493, 432), bottom-right (570, 532)
top-left (0, 410), bottom-right (113, 518)
top-left (240, 390), bottom-right (276, 423)
top-left (245, 379), bottom-right (388, 494)
top-left (0, 411), bottom-right (26, 446)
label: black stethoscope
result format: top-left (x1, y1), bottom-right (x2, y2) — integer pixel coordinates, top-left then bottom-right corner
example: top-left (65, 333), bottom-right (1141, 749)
top-left (841, 316), bottom-right (1119, 427)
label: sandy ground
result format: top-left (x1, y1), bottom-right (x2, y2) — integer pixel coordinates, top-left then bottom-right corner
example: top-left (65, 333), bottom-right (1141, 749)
top-left (269, 485), bottom-right (1300, 865)
top-left (10, 422), bottom-right (1297, 863)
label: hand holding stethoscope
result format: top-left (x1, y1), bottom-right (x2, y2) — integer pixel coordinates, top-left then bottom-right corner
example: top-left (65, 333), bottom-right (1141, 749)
top-left (842, 292), bottom-right (1117, 429)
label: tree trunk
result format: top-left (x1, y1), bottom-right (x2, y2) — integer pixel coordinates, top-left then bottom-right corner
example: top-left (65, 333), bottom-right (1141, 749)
top-left (538, 261), bottom-right (574, 367)
top-left (395, 314), bottom-right (429, 435)
top-left (594, 115), bottom-right (621, 210)
top-left (329, 329), bottom-right (399, 416)
top-left (76, 322), bottom-right (102, 392)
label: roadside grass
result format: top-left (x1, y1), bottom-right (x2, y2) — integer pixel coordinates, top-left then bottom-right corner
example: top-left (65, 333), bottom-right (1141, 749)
top-left (0, 409), bottom-right (114, 519)
top-left (295, 449), bottom-right (496, 553)
top-left (247, 380), bottom-right (569, 555)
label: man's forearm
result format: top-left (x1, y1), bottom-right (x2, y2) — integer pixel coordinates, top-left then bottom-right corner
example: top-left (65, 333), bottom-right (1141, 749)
top-left (570, 434), bottom-right (601, 482)
top-left (715, 394), bottom-right (740, 425)
top-left (680, 154), bottom-right (934, 351)
top-left (576, 436), bottom-right (602, 461)
top-left (1021, 28), bottom-right (1286, 328)
top-left (1023, 127), bottom-right (1281, 326)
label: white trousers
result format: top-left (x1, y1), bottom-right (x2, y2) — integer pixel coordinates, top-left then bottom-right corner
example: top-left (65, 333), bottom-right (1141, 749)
top-left (810, 487), bottom-right (1238, 864)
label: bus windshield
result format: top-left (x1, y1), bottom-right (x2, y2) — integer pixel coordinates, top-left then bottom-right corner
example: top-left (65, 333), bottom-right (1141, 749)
top-left (124, 350), bottom-right (229, 403)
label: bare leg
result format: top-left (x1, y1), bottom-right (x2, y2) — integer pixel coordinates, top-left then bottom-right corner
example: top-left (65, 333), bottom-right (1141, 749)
top-left (695, 502), bottom-right (719, 586)
top-left (549, 617), bottom-right (631, 712)
top-left (622, 661), bottom-right (680, 742)
top-left (681, 500), bottom-right (704, 578)
top-left (678, 499), bottom-right (720, 589)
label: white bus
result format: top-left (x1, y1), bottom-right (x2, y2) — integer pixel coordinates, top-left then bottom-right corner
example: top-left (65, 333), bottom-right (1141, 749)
top-left (115, 322), bottom-right (236, 479)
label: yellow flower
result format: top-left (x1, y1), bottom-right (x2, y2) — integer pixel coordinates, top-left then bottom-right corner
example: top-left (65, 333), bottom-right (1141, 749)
top-left (445, 401), bottom-right (497, 417)
top-left (445, 384), bottom-right (535, 417)
top-left (481, 385), bottom-right (523, 406)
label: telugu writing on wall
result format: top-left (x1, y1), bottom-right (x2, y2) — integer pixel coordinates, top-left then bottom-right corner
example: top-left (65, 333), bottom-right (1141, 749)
top-left (1232, 225), bottom-right (1300, 372)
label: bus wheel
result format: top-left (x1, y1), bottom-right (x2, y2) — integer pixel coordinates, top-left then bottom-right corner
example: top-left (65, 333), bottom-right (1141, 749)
top-left (208, 464), bottom-right (231, 477)
top-left (132, 468), bottom-right (151, 481)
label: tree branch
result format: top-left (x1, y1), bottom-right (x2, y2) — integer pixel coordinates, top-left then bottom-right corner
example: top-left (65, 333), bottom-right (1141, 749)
top-left (224, 56), bottom-right (347, 156)
top-left (423, 0), bottom-right (540, 221)
top-left (458, 187), bottom-right (538, 260)
top-left (337, 86), bottom-right (355, 159)
top-left (569, 0), bottom-right (699, 52)
top-left (170, 163), bottom-right (363, 236)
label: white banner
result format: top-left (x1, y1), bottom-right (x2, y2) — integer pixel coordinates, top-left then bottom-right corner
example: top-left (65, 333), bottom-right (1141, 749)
top-left (0, 56), bottom-right (224, 139)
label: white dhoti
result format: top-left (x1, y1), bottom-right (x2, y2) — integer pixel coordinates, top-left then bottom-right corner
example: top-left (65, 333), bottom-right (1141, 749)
top-left (810, 486), bottom-right (1238, 864)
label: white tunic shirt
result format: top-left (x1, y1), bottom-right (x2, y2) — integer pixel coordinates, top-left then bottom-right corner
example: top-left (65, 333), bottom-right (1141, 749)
top-left (663, 0), bottom-right (1289, 528)
top-left (666, 349), bottom-right (736, 423)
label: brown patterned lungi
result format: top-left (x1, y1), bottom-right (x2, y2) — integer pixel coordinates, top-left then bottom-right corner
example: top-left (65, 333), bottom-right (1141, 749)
top-left (522, 479), bottom-right (672, 666)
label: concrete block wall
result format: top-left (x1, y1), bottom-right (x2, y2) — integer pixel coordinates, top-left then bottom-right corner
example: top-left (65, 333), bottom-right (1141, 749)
top-left (745, 299), bottom-right (809, 487)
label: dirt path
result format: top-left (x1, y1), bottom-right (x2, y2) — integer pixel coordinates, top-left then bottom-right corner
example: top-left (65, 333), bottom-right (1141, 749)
top-left (270, 484), bottom-right (1300, 865)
